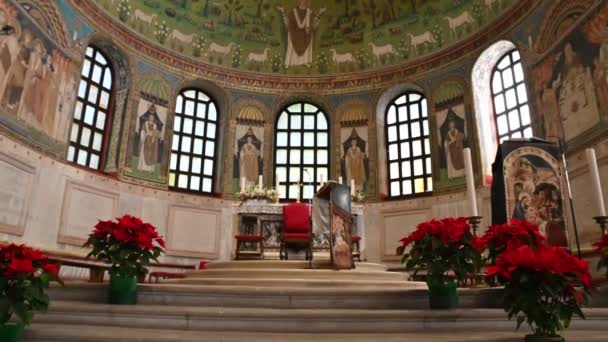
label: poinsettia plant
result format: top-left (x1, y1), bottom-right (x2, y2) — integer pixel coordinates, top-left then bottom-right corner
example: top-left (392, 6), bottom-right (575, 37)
top-left (84, 215), bottom-right (165, 278)
top-left (400, 217), bottom-right (485, 285)
top-left (480, 219), bottom-right (546, 265)
top-left (487, 245), bottom-right (591, 338)
top-left (594, 232), bottom-right (608, 278)
top-left (0, 244), bottom-right (62, 326)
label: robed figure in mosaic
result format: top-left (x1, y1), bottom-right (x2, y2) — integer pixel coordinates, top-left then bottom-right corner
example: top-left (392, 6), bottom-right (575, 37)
top-left (277, 0), bottom-right (325, 68)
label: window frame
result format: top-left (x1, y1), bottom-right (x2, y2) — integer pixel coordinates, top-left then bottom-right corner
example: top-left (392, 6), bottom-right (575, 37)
top-left (384, 91), bottom-right (433, 200)
top-left (273, 102), bottom-right (330, 202)
top-left (490, 48), bottom-right (532, 144)
top-left (168, 87), bottom-right (220, 195)
top-left (67, 45), bottom-right (115, 171)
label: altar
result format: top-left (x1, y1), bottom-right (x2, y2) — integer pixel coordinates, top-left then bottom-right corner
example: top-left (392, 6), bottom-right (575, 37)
top-left (233, 201), bottom-right (365, 259)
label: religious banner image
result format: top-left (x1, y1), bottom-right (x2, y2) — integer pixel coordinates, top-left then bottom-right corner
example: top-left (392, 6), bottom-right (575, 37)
top-left (0, 2), bottom-right (80, 152)
top-left (233, 125), bottom-right (263, 190)
top-left (436, 104), bottom-right (467, 187)
top-left (330, 205), bottom-right (353, 269)
top-left (504, 147), bottom-right (568, 247)
top-left (125, 92), bottom-right (168, 182)
top-left (531, 2), bottom-right (608, 144)
top-left (278, 0), bottom-right (326, 69)
top-left (340, 128), bottom-right (369, 193)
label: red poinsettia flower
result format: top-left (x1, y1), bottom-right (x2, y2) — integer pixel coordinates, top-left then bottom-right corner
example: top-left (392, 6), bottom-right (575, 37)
top-left (42, 263), bottom-right (60, 277)
top-left (84, 215), bottom-right (165, 278)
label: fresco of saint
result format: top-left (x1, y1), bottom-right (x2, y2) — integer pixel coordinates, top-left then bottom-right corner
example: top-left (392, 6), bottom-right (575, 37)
top-left (345, 139), bottom-right (366, 191)
top-left (239, 135), bottom-right (260, 186)
top-left (137, 104), bottom-right (163, 172)
top-left (277, 0), bottom-right (325, 68)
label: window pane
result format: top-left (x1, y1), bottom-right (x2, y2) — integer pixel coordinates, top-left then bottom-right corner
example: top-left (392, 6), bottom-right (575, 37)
top-left (391, 181), bottom-right (400, 196)
top-left (494, 94), bottom-right (505, 114)
top-left (492, 73), bottom-right (503, 93)
top-left (88, 85), bottom-right (98, 103)
top-left (399, 124), bottom-right (409, 140)
top-left (303, 150), bottom-right (314, 164)
top-left (276, 149), bottom-right (288, 164)
top-left (411, 122), bottom-right (420, 138)
top-left (80, 127), bottom-right (91, 146)
top-left (77, 150), bottom-right (88, 166)
top-left (398, 106), bottom-right (408, 122)
top-left (291, 115), bottom-right (302, 129)
top-left (89, 154), bottom-right (99, 169)
top-left (78, 80), bottom-right (87, 98)
top-left (82, 59), bottom-right (91, 77)
top-left (409, 104), bottom-right (419, 120)
top-left (389, 144), bottom-right (399, 161)
top-left (387, 106), bottom-right (396, 124)
top-left (96, 112), bottom-right (106, 130)
top-left (181, 136), bottom-right (191, 152)
top-left (99, 91), bottom-right (109, 110)
top-left (193, 138), bottom-right (203, 154)
top-left (516, 84), bottom-right (528, 103)
top-left (192, 157), bottom-right (202, 174)
top-left (508, 110), bottom-right (520, 130)
top-left (92, 133), bottom-right (102, 151)
top-left (277, 132), bottom-right (288, 146)
top-left (303, 115), bottom-right (315, 129)
top-left (497, 114), bottom-right (508, 135)
top-left (303, 132), bottom-right (315, 146)
top-left (414, 178), bottom-right (425, 194)
top-left (390, 162), bottom-right (399, 179)
top-left (403, 180), bottom-right (412, 195)
top-left (91, 65), bottom-right (102, 83)
top-left (388, 126), bottom-right (397, 142)
top-left (207, 123), bottom-right (216, 139)
top-left (304, 103), bottom-right (317, 113)
top-left (317, 113), bottom-right (327, 129)
top-left (195, 121), bottom-right (205, 136)
top-left (204, 160), bottom-right (213, 176)
top-left (205, 141), bottom-right (215, 157)
top-left (412, 140), bottom-right (422, 157)
top-left (290, 132), bottom-right (301, 146)
top-left (502, 69), bottom-right (513, 88)
top-left (73, 101), bottom-right (83, 120)
top-left (513, 63), bottom-right (524, 83)
top-left (317, 150), bottom-right (328, 164)
top-left (184, 100), bottom-right (195, 116)
top-left (70, 124), bottom-right (79, 142)
top-left (401, 161), bottom-right (411, 178)
top-left (317, 133), bottom-right (328, 147)
top-left (278, 113), bottom-right (288, 129)
top-left (190, 176), bottom-right (200, 191)
top-left (290, 149), bottom-right (301, 164)
top-left (413, 159), bottom-right (423, 176)
top-left (208, 103), bottom-right (217, 121)
top-left (183, 118), bottom-right (193, 134)
top-left (179, 156), bottom-right (190, 172)
top-left (196, 103), bottom-right (207, 119)
top-left (84, 105), bottom-right (95, 125)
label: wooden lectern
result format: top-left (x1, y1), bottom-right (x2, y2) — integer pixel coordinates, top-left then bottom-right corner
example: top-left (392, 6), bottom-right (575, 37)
top-left (314, 182), bottom-right (354, 269)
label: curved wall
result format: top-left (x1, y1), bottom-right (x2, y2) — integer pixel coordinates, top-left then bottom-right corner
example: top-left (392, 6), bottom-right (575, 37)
top-left (0, 0), bottom-right (607, 265)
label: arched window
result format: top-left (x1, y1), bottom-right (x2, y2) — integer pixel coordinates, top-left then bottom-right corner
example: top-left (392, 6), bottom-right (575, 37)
top-left (491, 49), bottom-right (532, 143)
top-left (385, 92), bottom-right (432, 198)
top-left (274, 102), bottom-right (329, 201)
top-left (169, 88), bottom-right (218, 194)
top-left (67, 45), bottom-right (114, 170)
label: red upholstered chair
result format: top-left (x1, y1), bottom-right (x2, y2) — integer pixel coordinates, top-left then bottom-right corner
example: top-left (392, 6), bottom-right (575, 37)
top-left (235, 215), bottom-right (265, 260)
top-left (281, 203), bottom-right (312, 260)
top-left (351, 235), bottom-right (362, 262)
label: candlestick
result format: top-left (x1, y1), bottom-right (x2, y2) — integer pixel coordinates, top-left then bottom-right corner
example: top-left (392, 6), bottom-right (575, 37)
top-left (586, 148), bottom-right (606, 217)
top-left (338, 176), bottom-right (343, 185)
top-left (594, 216), bottom-right (608, 236)
top-left (468, 216), bottom-right (483, 236)
top-left (463, 148), bottom-right (478, 217)
top-left (258, 175), bottom-right (263, 189)
top-left (350, 179), bottom-right (355, 196)
top-left (240, 177), bottom-right (245, 191)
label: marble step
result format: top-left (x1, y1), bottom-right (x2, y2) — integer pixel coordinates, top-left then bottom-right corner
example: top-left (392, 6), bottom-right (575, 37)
top-left (164, 277), bottom-right (419, 288)
top-left (205, 260), bottom-right (388, 271)
top-left (183, 268), bottom-right (407, 281)
top-left (22, 324), bottom-right (608, 342)
top-left (49, 282), bottom-right (456, 310)
top-left (32, 302), bottom-right (608, 335)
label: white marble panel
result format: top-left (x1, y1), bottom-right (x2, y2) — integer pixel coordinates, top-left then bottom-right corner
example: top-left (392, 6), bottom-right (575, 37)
top-left (381, 209), bottom-right (429, 259)
top-left (0, 153), bottom-right (35, 235)
top-left (59, 181), bottom-right (119, 246)
top-left (167, 205), bottom-right (220, 258)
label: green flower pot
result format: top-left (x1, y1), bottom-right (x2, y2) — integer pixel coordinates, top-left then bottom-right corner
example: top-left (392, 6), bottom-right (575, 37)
top-left (0, 323), bottom-right (25, 342)
top-left (427, 280), bottom-right (458, 309)
top-left (109, 274), bottom-right (137, 305)
top-left (524, 334), bottom-right (565, 342)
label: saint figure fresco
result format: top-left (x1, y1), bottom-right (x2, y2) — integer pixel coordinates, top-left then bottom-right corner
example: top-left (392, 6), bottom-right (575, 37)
top-left (234, 127), bottom-right (263, 188)
top-left (341, 129), bottom-right (368, 192)
top-left (136, 104), bottom-right (164, 172)
top-left (438, 107), bottom-right (466, 180)
top-left (277, 0), bottom-right (325, 68)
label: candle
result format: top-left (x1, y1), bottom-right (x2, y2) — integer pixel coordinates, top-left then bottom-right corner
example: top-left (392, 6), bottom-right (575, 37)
top-left (258, 175), bottom-right (263, 189)
top-left (296, 180), bottom-right (301, 203)
top-left (240, 177), bottom-right (245, 191)
top-left (463, 148), bottom-right (478, 217)
top-left (586, 148), bottom-right (606, 216)
top-left (338, 176), bottom-right (343, 184)
top-left (276, 178), bottom-right (280, 198)
top-left (350, 179), bottom-right (355, 196)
